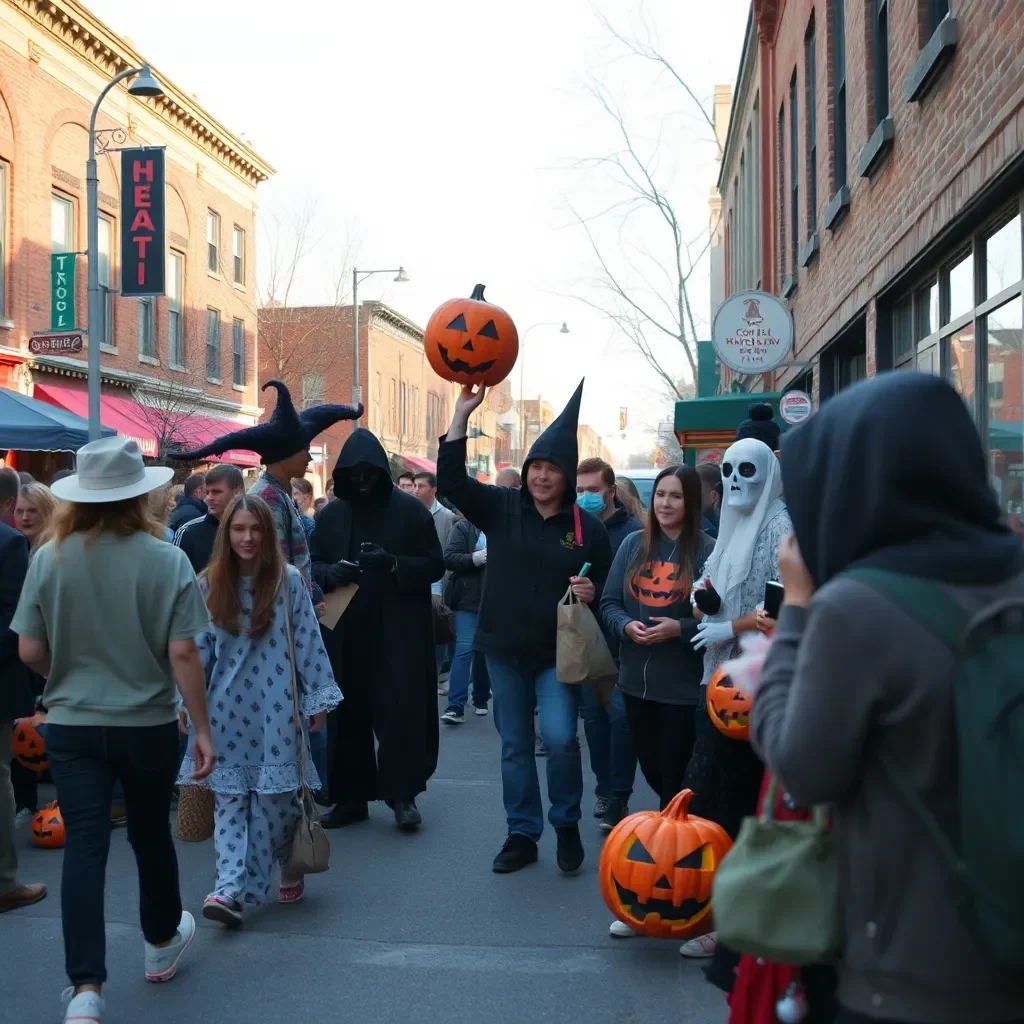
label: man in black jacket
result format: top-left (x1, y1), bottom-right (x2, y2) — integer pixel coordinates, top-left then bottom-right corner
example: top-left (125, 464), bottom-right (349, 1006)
top-left (166, 473), bottom-right (207, 532)
top-left (0, 511), bottom-right (46, 914)
top-left (438, 380), bottom-right (612, 875)
top-left (174, 464), bottom-right (243, 574)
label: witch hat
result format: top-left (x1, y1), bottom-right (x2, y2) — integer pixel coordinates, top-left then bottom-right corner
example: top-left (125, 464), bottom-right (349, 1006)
top-left (523, 378), bottom-right (584, 492)
top-left (168, 380), bottom-right (363, 463)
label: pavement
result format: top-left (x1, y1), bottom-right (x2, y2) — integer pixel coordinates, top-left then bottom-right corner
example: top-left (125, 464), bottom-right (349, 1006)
top-left (6, 698), bottom-right (728, 1024)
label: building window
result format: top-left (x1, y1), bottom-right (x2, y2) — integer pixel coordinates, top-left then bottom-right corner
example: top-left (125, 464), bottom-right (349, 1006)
top-left (232, 318), bottom-right (245, 386)
top-left (987, 296), bottom-right (1023, 518)
top-left (923, 0), bottom-right (950, 39)
top-left (400, 381), bottom-right (408, 436)
top-left (777, 103), bottom-right (786, 282)
top-left (232, 226), bottom-right (244, 285)
top-left (789, 70), bottom-right (799, 271)
top-left (97, 213), bottom-right (113, 348)
top-left (830, 0), bottom-right (848, 191)
top-left (206, 308), bottom-right (220, 380)
top-left (0, 163), bottom-right (7, 315)
top-left (168, 252), bottom-right (184, 367)
top-left (51, 192), bottom-right (75, 252)
top-left (207, 210), bottom-right (220, 274)
top-left (389, 378), bottom-right (397, 433)
top-left (138, 298), bottom-right (155, 358)
top-left (302, 372), bottom-right (324, 409)
top-left (869, 0), bottom-right (890, 127)
top-left (805, 16), bottom-right (818, 237)
top-left (374, 372), bottom-right (382, 430)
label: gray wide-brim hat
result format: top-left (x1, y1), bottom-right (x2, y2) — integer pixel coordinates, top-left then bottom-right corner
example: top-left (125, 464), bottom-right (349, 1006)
top-left (51, 436), bottom-right (173, 503)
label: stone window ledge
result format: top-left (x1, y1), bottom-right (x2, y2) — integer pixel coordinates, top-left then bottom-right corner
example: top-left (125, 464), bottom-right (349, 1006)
top-left (799, 233), bottom-right (820, 269)
top-left (857, 117), bottom-right (895, 179)
top-left (781, 274), bottom-right (798, 299)
top-left (904, 18), bottom-right (958, 104)
top-left (824, 186), bottom-right (851, 231)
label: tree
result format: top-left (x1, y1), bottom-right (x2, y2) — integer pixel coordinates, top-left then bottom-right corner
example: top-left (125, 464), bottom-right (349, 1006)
top-left (570, 7), bottom-right (720, 400)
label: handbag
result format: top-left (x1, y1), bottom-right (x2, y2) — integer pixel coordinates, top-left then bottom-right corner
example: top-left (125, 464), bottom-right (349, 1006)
top-left (712, 775), bottom-right (840, 965)
top-left (175, 785), bottom-right (214, 843)
top-left (432, 593), bottom-right (455, 644)
top-left (281, 571), bottom-right (331, 875)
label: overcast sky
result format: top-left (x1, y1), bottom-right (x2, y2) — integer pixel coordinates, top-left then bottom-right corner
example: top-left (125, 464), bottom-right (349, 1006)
top-left (89, 0), bottom-right (749, 460)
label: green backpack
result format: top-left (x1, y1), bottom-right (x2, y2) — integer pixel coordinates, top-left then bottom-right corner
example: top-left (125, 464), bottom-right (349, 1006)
top-left (847, 568), bottom-right (1024, 969)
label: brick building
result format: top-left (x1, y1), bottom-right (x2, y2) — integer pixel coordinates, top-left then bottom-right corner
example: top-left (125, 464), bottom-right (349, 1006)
top-left (0, 0), bottom-right (273, 474)
top-left (577, 423), bottom-right (613, 465)
top-left (716, 0), bottom-right (1024, 519)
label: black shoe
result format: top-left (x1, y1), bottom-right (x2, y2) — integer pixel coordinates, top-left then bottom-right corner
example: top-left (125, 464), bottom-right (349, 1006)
top-left (598, 798), bottom-right (628, 833)
top-left (592, 796), bottom-right (612, 819)
top-left (393, 798), bottom-right (422, 831)
top-left (440, 705), bottom-right (465, 724)
top-left (556, 825), bottom-right (585, 873)
top-left (321, 802), bottom-right (370, 829)
top-left (492, 833), bottom-right (539, 874)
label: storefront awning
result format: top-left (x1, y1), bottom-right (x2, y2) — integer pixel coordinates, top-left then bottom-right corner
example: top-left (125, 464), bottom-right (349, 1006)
top-left (34, 383), bottom-right (260, 467)
top-left (402, 454), bottom-right (437, 473)
top-left (0, 386), bottom-right (115, 452)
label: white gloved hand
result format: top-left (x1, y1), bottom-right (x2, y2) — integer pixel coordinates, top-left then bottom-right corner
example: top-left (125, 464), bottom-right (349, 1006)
top-left (691, 619), bottom-right (735, 651)
top-left (471, 548), bottom-right (487, 566)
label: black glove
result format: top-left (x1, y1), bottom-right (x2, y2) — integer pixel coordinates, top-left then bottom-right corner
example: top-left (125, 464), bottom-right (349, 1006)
top-left (692, 582), bottom-right (722, 616)
top-left (326, 560), bottom-right (361, 588)
top-left (358, 543), bottom-right (397, 573)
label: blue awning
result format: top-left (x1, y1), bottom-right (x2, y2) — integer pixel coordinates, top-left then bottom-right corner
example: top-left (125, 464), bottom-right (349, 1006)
top-left (0, 386), bottom-right (114, 452)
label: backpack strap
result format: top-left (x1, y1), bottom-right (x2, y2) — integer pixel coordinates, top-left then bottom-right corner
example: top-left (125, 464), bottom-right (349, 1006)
top-left (843, 567), bottom-right (968, 650)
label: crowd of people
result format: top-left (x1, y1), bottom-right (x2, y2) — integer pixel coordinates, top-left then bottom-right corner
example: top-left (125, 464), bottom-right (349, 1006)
top-left (2, 370), bottom-right (1023, 1024)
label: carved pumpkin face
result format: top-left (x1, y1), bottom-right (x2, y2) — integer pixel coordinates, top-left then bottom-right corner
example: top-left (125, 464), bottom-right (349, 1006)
top-left (31, 801), bottom-right (65, 849)
top-left (629, 560), bottom-right (687, 609)
top-left (424, 284), bottom-right (519, 387)
top-left (707, 665), bottom-right (752, 741)
top-left (599, 789), bottom-right (732, 939)
top-left (12, 711), bottom-right (47, 772)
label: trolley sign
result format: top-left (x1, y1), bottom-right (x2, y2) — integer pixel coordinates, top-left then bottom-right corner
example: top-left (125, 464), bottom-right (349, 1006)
top-left (780, 390), bottom-right (813, 425)
top-left (29, 332), bottom-right (84, 356)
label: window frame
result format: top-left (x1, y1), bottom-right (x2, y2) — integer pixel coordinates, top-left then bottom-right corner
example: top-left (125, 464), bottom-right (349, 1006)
top-left (232, 225), bottom-right (245, 286)
top-left (206, 307), bottom-right (221, 382)
top-left (232, 317), bottom-right (245, 387)
top-left (805, 16), bottom-right (818, 240)
top-left (831, 0), bottom-right (848, 192)
top-left (0, 162), bottom-right (7, 316)
top-left (51, 191), bottom-right (75, 253)
top-left (777, 102), bottom-right (787, 283)
top-left (870, 0), bottom-right (891, 127)
top-left (923, 0), bottom-right (950, 41)
top-left (96, 211), bottom-right (115, 349)
top-left (789, 69), bottom-right (800, 272)
top-left (137, 297), bottom-right (156, 359)
top-left (206, 209), bottom-right (220, 275)
top-left (167, 251), bottom-right (185, 369)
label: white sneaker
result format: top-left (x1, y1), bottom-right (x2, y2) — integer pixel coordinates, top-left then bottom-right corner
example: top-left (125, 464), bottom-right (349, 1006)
top-left (679, 931), bottom-right (717, 958)
top-left (14, 807), bottom-right (33, 829)
top-left (608, 919), bottom-right (637, 938)
top-left (474, 705), bottom-right (489, 716)
top-left (144, 910), bottom-right (195, 982)
top-left (62, 987), bottom-right (104, 1022)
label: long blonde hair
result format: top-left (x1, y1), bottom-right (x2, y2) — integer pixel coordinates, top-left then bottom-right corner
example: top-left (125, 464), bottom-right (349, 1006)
top-left (50, 494), bottom-right (164, 546)
top-left (18, 483), bottom-right (58, 550)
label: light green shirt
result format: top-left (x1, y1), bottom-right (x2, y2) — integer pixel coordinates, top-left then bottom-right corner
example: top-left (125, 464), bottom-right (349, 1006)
top-left (11, 530), bottom-right (211, 728)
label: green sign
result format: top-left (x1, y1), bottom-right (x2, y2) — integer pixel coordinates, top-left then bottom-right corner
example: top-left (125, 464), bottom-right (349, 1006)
top-left (50, 253), bottom-right (76, 331)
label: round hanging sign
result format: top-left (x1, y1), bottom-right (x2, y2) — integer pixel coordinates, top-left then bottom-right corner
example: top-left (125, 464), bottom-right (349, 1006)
top-left (779, 390), bottom-right (813, 425)
top-left (711, 290), bottom-right (794, 374)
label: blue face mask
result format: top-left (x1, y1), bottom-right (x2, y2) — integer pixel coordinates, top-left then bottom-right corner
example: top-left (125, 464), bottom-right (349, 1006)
top-left (576, 491), bottom-right (606, 514)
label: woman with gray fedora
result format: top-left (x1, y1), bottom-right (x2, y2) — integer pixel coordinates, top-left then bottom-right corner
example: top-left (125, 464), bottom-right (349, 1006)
top-left (11, 437), bottom-right (216, 1024)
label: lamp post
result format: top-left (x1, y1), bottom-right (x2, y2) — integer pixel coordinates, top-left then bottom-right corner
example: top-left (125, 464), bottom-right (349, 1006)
top-left (351, 266), bottom-right (408, 424)
top-left (518, 320), bottom-right (569, 456)
top-left (86, 64), bottom-right (163, 440)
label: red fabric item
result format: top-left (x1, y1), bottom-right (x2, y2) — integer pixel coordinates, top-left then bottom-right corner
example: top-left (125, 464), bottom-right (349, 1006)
top-left (572, 502), bottom-right (582, 547)
top-left (727, 772), bottom-right (812, 1024)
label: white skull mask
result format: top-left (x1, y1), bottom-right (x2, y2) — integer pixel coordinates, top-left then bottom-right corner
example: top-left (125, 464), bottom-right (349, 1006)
top-left (721, 437), bottom-right (772, 512)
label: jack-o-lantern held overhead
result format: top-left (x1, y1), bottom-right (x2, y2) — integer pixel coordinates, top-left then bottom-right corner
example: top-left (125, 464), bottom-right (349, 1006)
top-left (599, 789), bottom-right (732, 939)
top-left (424, 284), bottom-right (519, 387)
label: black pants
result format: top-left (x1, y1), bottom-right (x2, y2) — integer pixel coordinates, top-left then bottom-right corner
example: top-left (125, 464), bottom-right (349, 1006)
top-left (622, 694), bottom-right (696, 809)
top-left (11, 758), bottom-right (38, 812)
top-left (47, 722), bottom-right (182, 987)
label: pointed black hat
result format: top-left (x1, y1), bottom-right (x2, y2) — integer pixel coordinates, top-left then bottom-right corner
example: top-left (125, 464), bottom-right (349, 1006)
top-left (523, 378), bottom-right (584, 497)
top-left (168, 380), bottom-right (363, 463)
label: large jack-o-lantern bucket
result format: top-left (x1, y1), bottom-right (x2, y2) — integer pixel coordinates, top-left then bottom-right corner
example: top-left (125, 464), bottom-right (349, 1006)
top-left (12, 711), bottom-right (47, 771)
top-left (706, 664), bottom-right (753, 741)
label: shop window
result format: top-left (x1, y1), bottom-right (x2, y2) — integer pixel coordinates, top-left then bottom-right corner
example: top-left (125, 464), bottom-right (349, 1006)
top-left (986, 296), bottom-right (1023, 521)
top-left (915, 280), bottom-right (939, 338)
top-left (947, 250), bottom-right (974, 324)
top-left (950, 324), bottom-right (976, 407)
top-left (985, 214), bottom-right (1022, 300)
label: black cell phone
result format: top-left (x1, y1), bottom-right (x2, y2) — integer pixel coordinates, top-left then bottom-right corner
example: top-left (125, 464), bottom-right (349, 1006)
top-left (764, 580), bottom-right (784, 619)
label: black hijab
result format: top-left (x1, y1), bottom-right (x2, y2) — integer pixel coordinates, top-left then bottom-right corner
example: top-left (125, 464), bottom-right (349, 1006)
top-left (780, 372), bottom-right (1024, 586)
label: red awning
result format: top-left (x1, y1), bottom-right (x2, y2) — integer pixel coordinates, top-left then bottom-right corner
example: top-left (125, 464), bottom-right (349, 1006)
top-left (33, 383), bottom-right (260, 467)
top-left (402, 454), bottom-right (437, 473)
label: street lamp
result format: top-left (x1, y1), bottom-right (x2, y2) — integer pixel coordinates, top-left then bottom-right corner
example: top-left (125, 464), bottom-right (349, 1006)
top-left (351, 266), bottom-right (408, 423)
top-left (518, 320), bottom-right (570, 455)
top-left (86, 64), bottom-right (164, 439)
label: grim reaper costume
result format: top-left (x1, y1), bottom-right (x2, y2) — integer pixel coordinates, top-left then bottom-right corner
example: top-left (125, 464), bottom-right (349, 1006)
top-left (311, 429), bottom-right (444, 831)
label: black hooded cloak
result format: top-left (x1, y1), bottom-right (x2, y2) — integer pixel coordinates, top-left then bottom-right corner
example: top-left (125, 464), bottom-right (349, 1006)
top-left (310, 429), bottom-right (444, 804)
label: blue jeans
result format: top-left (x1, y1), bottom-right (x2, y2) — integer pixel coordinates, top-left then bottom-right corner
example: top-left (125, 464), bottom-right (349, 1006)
top-left (579, 684), bottom-right (636, 802)
top-left (308, 727), bottom-right (327, 791)
top-left (447, 611), bottom-right (491, 709)
top-left (486, 657), bottom-right (583, 840)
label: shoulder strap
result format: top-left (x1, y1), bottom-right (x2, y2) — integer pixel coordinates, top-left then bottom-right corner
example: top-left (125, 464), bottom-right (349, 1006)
top-left (844, 567), bottom-right (968, 650)
top-left (573, 503), bottom-right (582, 547)
top-left (280, 570), bottom-right (312, 809)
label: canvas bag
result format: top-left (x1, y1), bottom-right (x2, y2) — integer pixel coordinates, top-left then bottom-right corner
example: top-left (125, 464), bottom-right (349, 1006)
top-left (280, 571), bottom-right (331, 875)
top-left (555, 505), bottom-right (617, 701)
top-left (712, 776), bottom-right (840, 965)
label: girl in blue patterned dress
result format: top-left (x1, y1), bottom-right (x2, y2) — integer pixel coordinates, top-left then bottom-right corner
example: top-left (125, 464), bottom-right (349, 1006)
top-left (178, 494), bottom-right (341, 925)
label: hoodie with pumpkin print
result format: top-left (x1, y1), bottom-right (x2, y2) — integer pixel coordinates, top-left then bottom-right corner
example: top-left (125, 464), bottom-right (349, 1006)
top-left (600, 530), bottom-right (714, 706)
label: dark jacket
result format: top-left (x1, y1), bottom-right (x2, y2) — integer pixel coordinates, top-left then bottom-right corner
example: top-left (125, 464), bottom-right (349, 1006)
top-left (167, 493), bottom-right (208, 533)
top-left (443, 517), bottom-right (485, 613)
top-left (0, 522), bottom-right (33, 722)
top-left (174, 513), bottom-right (219, 575)
top-left (602, 500), bottom-right (642, 553)
top-left (601, 530), bottom-right (715, 705)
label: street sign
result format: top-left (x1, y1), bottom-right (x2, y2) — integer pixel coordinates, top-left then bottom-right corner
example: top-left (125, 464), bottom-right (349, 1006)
top-left (711, 290), bottom-right (794, 374)
top-left (120, 148), bottom-right (166, 296)
top-left (50, 253), bottom-right (76, 330)
top-left (29, 332), bottom-right (84, 356)
top-left (619, 406), bottom-right (628, 430)
top-left (780, 390), bottom-right (813, 424)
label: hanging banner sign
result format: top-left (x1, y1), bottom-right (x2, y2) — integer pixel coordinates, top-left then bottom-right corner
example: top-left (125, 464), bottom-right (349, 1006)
top-left (29, 332), bottom-right (84, 356)
top-left (50, 253), bottom-right (76, 330)
top-left (711, 290), bottom-right (794, 374)
top-left (120, 147), bottom-right (165, 297)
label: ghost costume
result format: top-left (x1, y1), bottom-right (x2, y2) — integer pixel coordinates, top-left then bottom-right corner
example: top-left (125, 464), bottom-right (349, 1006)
top-left (684, 438), bottom-right (791, 842)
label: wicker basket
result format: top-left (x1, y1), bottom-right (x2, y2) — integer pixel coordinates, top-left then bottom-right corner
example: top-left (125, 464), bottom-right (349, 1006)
top-left (175, 785), bottom-right (214, 842)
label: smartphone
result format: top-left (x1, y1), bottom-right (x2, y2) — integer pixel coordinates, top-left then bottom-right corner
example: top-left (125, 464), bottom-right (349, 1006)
top-left (764, 580), bottom-right (784, 619)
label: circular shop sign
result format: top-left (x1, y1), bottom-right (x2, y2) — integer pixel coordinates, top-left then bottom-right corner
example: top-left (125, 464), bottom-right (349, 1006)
top-left (779, 390), bottom-right (813, 425)
top-left (711, 290), bottom-right (794, 374)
